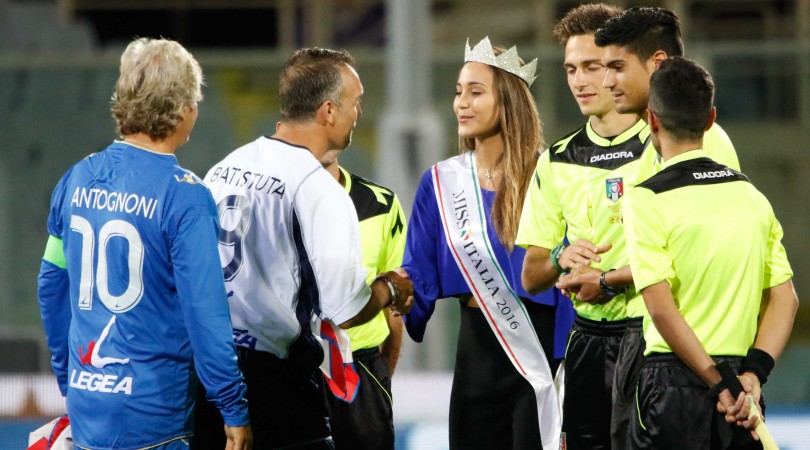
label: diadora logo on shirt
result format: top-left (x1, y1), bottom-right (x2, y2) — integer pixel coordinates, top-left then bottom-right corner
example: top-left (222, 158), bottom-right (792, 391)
top-left (606, 178), bottom-right (623, 202)
top-left (692, 170), bottom-right (734, 180)
top-left (70, 315), bottom-right (133, 395)
top-left (590, 151), bottom-right (634, 163)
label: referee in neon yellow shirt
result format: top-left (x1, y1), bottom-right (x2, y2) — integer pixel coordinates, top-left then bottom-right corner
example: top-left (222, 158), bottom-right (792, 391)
top-left (553, 7), bottom-right (744, 448)
top-left (517, 5), bottom-right (647, 449)
top-left (623, 57), bottom-right (798, 449)
top-left (320, 151), bottom-right (406, 449)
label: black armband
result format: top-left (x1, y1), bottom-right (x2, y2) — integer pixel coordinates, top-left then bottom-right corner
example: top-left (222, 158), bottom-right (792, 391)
top-left (740, 348), bottom-right (775, 385)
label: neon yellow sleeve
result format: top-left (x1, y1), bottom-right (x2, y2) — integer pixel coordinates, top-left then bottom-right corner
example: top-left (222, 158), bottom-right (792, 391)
top-left (704, 123), bottom-right (740, 171)
top-left (637, 142), bottom-right (661, 181)
top-left (381, 194), bottom-right (407, 272)
top-left (763, 208), bottom-right (793, 289)
top-left (515, 151), bottom-right (565, 250)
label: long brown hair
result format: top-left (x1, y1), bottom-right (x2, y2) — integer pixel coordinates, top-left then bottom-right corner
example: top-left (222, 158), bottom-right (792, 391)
top-left (459, 52), bottom-right (543, 251)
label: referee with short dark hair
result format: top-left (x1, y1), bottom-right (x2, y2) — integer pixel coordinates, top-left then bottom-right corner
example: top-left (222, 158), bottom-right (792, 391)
top-left (623, 57), bottom-right (798, 449)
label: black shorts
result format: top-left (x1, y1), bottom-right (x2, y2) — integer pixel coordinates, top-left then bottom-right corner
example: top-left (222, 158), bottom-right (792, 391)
top-left (561, 315), bottom-right (627, 450)
top-left (450, 299), bottom-right (560, 450)
top-left (193, 346), bottom-right (334, 450)
top-left (632, 353), bottom-right (764, 450)
top-left (611, 316), bottom-right (645, 450)
top-left (322, 346), bottom-right (394, 450)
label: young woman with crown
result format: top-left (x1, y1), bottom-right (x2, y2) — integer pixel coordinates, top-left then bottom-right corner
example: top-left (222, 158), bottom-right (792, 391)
top-left (399, 37), bottom-right (573, 450)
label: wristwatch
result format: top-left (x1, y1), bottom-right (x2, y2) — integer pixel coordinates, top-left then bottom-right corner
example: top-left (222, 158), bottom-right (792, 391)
top-left (550, 244), bottom-right (567, 272)
top-left (599, 269), bottom-right (623, 297)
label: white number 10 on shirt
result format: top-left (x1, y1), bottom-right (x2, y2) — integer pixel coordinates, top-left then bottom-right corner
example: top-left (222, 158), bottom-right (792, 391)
top-left (70, 215), bottom-right (145, 313)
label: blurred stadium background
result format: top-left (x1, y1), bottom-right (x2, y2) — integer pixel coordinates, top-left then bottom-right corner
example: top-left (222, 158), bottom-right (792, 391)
top-left (0, 0), bottom-right (809, 448)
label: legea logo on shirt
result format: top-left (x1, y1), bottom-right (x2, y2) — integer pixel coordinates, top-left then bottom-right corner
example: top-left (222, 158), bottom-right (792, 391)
top-left (70, 315), bottom-right (133, 395)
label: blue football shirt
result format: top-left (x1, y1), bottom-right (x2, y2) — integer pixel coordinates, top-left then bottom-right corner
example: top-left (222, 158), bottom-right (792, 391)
top-left (38, 142), bottom-right (248, 449)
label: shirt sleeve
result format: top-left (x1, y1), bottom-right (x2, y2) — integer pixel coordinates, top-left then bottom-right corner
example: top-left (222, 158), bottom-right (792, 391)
top-left (704, 123), bottom-right (740, 171)
top-left (401, 169), bottom-right (441, 342)
top-left (623, 187), bottom-right (675, 292)
top-left (516, 151), bottom-right (565, 250)
top-left (380, 193), bottom-right (407, 272)
top-left (295, 170), bottom-right (370, 325)
top-left (38, 172), bottom-right (73, 396)
top-left (763, 205), bottom-right (793, 289)
top-left (636, 144), bottom-right (661, 181)
top-left (38, 256), bottom-right (70, 396)
top-left (167, 186), bottom-right (249, 427)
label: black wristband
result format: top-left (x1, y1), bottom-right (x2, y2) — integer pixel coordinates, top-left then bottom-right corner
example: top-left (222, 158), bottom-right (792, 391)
top-left (706, 379), bottom-right (726, 400)
top-left (740, 348), bottom-right (775, 385)
top-left (375, 275), bottom-right (398, 307)
top-left (599, 269), bottom-right (622, 297)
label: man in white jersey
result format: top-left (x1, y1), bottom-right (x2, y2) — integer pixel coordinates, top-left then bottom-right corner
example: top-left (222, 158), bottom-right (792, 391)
top-left (194, 48), bottom-right (413, 450)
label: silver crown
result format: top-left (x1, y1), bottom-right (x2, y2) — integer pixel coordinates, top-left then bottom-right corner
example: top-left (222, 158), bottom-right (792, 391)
top-left (464, 37), bottom-right (538, 87)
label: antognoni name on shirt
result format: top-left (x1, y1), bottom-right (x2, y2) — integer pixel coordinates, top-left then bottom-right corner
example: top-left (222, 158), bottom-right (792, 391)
top-left (71, 187), bottom-right (158, 219)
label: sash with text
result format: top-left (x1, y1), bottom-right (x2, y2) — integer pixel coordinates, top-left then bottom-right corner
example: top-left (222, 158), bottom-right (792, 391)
top-left (433, 153), bottom-right (561, 450)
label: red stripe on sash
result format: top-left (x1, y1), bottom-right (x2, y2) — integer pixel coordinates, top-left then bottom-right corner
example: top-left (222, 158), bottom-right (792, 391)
top-left (432, 165), bottom-right (527, 376)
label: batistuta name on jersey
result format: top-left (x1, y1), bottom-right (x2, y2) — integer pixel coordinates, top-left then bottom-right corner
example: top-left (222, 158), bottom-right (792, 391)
top-left (69, 370), bottom-right (133, 395)
top-left (71, 187), bottom-right (158, 219)
top-left (208, 165), bottom-right (286, 197)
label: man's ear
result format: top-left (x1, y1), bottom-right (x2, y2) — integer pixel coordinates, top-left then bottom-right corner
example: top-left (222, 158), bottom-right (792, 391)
top-left (179, 105), bottom-right (192, 122)
top-left (315, 100), bottom-right (334, 126)
top-left (650, 50), bottom-right (668, 71)
top-left (648, 108), bottom-right (659, 134)
top-left (705, 106), bottom-right (717, 131)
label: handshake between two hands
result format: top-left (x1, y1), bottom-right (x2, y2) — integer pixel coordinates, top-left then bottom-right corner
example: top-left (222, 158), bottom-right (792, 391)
top-left (377, 268), bottom-right (414, 316)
